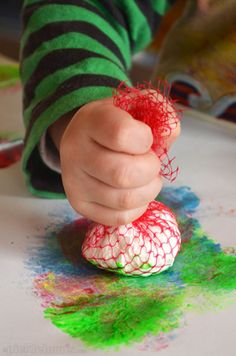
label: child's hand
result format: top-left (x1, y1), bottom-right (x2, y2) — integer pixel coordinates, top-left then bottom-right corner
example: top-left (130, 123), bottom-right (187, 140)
top-left (52, 97), bottom-right (180, 225)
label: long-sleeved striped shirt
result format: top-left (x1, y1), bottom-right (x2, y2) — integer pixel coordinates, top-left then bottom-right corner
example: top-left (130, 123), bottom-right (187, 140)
top-left (21, 0), bottom-right (175, 198)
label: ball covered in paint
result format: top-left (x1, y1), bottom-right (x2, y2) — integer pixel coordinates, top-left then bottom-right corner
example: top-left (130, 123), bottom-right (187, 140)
top-left (82, 200), bottom-right (181, 276)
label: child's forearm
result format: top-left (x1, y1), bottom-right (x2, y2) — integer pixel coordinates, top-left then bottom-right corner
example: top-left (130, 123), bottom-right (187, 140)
top-left (21, 0), bottom-right (176, 196)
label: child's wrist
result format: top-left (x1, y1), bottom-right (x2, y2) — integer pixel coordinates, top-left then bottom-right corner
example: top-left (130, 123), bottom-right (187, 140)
top-left (48, 112), bottom-right (74, 150)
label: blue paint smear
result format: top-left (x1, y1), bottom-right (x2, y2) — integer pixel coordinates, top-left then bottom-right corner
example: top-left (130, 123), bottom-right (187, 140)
top-left (159, 186), bottom-right (200, 215)
top-left (25, 186), bottom-right (201, 287)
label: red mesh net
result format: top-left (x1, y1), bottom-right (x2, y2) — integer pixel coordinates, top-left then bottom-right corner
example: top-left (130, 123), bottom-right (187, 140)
top-left (82, 81), bottom-right (182, 276)
top-left (82, 201), bottom-right (181, 276)
top-left (113, 81), bottom-right (182, 181)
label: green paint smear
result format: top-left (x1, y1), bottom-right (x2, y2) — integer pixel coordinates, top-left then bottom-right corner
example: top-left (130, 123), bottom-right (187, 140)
top-left (141, 263), bottom-right (152, 270)
top-left (39, 214), bottom-right (236, 349)
top-left (45, 289), bottom-right (184, 348)
top-left (0, 64), bottom-right (19, 89)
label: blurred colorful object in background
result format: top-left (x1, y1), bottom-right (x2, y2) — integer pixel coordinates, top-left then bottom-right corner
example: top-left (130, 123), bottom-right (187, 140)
top-left (0, 133), bottom-right (23, 168)
top-left (152, 0), bottom-right (236, 123)
top-left (0, 64), bottom-right (19, 89)
top-left (0, 61), bottom-right (23, 168)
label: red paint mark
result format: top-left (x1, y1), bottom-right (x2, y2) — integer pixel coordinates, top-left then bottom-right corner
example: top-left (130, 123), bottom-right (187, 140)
top-left (0, 139), bottom-right (23, 168)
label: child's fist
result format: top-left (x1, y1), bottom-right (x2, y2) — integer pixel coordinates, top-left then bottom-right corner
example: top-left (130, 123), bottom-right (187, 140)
top-left (59, 97), bottom-right (164, 225)
top-left (50, 94), bottom-right (180, 226)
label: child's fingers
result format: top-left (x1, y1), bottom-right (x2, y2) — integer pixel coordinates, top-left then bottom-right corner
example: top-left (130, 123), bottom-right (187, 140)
top-left (83, 103), bottom-right (153, 155)
top-left (163, 120), bottom-right (181, 151)
top-left (72, 200), bottom-right (148, 226)
top-left (69, 169), bottom-right (162, 211)
top-left (81, 139), bottom-right (160, 189)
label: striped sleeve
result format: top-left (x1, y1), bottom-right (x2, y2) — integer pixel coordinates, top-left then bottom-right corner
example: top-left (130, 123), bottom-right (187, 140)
top-left (20, 0), bottom-right (176, 198)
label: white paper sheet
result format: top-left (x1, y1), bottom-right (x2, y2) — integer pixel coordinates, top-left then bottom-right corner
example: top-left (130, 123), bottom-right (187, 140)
top-left (0, 87), bottom-right (236, 356)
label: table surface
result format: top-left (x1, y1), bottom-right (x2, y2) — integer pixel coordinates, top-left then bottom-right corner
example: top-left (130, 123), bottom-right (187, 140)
top-left (0, 63), bottom-right (236, 356)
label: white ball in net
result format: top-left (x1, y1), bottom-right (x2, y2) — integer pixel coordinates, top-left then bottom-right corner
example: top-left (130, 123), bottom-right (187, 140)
top-left (82, 201), bottom-right (181, 277)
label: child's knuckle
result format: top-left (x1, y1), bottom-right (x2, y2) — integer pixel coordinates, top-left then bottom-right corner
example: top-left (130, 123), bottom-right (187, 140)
top-left (114, 211), bottom-right (130, 226)
top-left (112, 162), bottom-right (130, 188)
top-left (119, 190), bottom-right (135, 210)
top-left (111, 120), bottom-right (129, 150)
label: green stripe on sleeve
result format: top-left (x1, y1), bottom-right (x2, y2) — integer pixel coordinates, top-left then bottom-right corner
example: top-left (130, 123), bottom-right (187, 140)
top-left (21, 4), bottom-right (131, 68)
top-left (23, 57), bottom-right (130, 125)
top-left (151, 0), bottom-right (174, 16)
top-left (21, 32), bottom-right (124, 85)
top-left (115, 0), bottom-right (152, 53)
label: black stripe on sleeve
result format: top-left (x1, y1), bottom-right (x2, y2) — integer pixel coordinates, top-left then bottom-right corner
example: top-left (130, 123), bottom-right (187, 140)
top-left (98, 0), bottom-right (129, 30)
top-left (168, 0), bottom-right (177, 6)
top-left (23, 48), bottom-right (113, 109)
top-left (22, 0), bottom-right (105, 29)
top-left (22, 0), bottom-right (128, 31)
top-left (26, 145), bottom-right (65, 194)
top-left (24, 73), bottom-right (121, 144)
top-left (135, 0), bottom-right (162, 35)
top-left (22, 20), bottom-right (126, 69)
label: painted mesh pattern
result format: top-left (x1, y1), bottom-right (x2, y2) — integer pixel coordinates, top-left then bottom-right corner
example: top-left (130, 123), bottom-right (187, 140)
top-left (113, 82), bottom-right (181, 181)
top-left (82, 201), bottom-right (181, 276)
top-left (82, 81), bottom-right (182, 276)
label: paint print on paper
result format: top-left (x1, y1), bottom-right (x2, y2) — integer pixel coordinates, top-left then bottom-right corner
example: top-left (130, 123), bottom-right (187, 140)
top-left (25, 186), bottom-right (236, 351)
